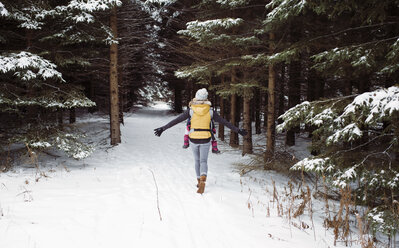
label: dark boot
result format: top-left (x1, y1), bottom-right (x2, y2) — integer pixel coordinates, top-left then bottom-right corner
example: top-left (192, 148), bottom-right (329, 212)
top-left (197, 175), bottom-right (207, 194)
top-left (196, 178), bottom-right (200, 188)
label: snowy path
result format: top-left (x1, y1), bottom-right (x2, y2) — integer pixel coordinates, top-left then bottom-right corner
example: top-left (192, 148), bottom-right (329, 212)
top-left (0, 104), bottom-right (361, 248)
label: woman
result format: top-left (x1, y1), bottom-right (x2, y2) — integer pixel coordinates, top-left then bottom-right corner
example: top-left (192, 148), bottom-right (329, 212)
top-left (154, 88), bottom-right (247, 194)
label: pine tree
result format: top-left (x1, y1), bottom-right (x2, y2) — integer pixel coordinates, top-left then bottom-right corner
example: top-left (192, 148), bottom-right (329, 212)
top-left (0, 0), bottom-right (123, 158)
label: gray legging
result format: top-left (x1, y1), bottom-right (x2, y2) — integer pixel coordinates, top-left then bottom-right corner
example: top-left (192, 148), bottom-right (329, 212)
top-left (190, 141), bottom-right (211, 178)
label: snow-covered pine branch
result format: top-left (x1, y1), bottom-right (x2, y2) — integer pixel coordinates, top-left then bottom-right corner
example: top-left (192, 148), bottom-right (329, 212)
top-left (312, 46), bottom-right (377, 76)
top-left (381, 38), bottom-right (399, 75)
top-left (0, 91), bottom-right (95, 110)
top-left (8, 4), bottom-right (48, 30)
top-left (177, 18), bottom-right (244, 43)
top-left (55, 0), bottom-right (122, 13)
top-left (0, 52), bottom-right (64, 82)
top-left (278, 86), bottom-right (399, 153)
top-left (278, 86), bottom-right (399, 236)
top-left (0, 1), bottom-right (9, 17)
top-left (215, 0), bottom-right (249, 8)
top-left (175, 64), bottom-right (211, 80)
top-left (262, 0), bottom-right (308, 32)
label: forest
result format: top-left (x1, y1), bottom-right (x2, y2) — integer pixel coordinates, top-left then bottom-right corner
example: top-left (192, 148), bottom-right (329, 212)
top-left (1, 0), bottom-right (399, 247)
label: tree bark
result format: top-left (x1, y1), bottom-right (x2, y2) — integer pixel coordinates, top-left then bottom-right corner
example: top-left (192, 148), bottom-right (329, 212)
top-left (109, 6), bottom-right (121, 145)
top-left (307, 69), bottom-right (316, 102)
top-left (358, 77), bottom-right (370, 93)
top-left (263, 87), bottom-right (268, 128)
top-left (218, 95), bottom-right (225, 141)
top-left (229, 93), bottom-right (239, 147)
top-left (173, 81), bottom-right (183, 113)
top-left (277, 65), bottom-right (285, 125)
top-left (315, 80), bottom-right (325, 99)
top-left (242, 88), bottom-right (253, 155)
top-left (286, 60), bottom-right (301, 146)
top-left (266, 32), bottom-right (276, 158)
top-left (69, 108), bottom-right (76, 124)
top-left (286, 21), bottom-right (302, 146)
top-left (344, 80), bottom-right (352, 96)
top-left (254, 90), bottom-right (261, 134)
top-left (58, 109), bottom-right (63, 126)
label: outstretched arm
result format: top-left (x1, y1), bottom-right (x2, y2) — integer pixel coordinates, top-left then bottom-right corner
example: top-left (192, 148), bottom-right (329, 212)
top-left (154, 110), bottom-right (190, 137)
top-left (213, 111), bottom-right (247, 136)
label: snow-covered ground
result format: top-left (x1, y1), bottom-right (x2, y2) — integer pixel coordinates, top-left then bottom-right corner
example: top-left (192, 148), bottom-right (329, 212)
top-left (0, 103), bottom-right (366, 248)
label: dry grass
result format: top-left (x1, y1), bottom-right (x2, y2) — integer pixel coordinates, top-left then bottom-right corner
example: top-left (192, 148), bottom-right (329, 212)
top-left (25, 144), bottom-right (48, 181)
top-left (248, 172), bottom-right (378, 247)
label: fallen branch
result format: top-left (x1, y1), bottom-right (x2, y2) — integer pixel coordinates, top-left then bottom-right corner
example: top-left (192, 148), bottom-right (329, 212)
top-left (16, 189), bottom-right (31, 196)
top-left (148, 168), bottom-right (162, 221)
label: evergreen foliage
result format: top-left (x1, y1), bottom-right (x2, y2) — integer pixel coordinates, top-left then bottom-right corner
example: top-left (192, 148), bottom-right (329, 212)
top-left (278, 86), bottom-right (399, 235)
top-left (175, 0), bottom-right (266, 95)
top-left (0, 0), bottom-right (122, 159)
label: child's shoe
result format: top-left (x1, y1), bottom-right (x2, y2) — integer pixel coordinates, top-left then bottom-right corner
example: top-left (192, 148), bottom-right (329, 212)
top-left (211, 140), bottom-right (220, 154)
top-left (183, 134), bottom-right (189, 149)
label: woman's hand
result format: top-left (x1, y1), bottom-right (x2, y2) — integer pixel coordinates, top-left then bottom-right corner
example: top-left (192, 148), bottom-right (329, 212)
top-left (154, 127), bottom-right (164, 137)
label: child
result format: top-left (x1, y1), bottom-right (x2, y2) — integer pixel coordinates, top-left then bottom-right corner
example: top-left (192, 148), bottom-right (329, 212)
top-left (183, 117), bottom-right (220, 154)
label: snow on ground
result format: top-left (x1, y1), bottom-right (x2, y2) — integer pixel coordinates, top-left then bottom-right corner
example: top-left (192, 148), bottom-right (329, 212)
top-left (0, 103), bottom-right (364, 248)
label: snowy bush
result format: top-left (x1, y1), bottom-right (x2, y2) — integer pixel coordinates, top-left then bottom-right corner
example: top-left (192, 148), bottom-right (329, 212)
top-left (367, 207), bottom-right (399, 238)
top-left (278, 86), bottom-right (399, 235)
top-left (20, 126), bottom-right (94, 160)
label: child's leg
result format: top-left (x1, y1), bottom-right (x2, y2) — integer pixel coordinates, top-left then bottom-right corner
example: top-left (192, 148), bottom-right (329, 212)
top-left (183, 134), bottom-right (189, 148)
top-left (183, 125), bottom-right (190, 148)
top-left (211, 140), bottom-right (220, 153)
top-left (211, 128), bottom-right (220, 153)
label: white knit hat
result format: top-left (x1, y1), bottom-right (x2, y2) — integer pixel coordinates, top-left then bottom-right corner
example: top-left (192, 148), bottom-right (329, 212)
top-left (195, 88), bottom-right (208, 100)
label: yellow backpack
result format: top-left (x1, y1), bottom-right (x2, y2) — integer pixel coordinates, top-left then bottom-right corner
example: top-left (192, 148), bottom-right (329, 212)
top-left (188, 104), bottom-right (214, 139)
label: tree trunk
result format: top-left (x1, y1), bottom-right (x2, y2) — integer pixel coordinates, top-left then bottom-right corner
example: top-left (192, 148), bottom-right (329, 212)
top-left (286, 22), bottom-right (302, 147)
top-left (263, 88), bottom-right (268, 128)
top-left (118, 53), bottom-right (124, 125)
top-left (315, 80), bottom-right (325, 99)
top-left (344, 80), bottom-right (352, 96)
top-left (286, 59), bottom-right (301, 146)
top-left (254, 90), bottom-right (261, 134)
top-left (218, 95), bottom-right (225, 141)
top-left (277, 65), bottom-right (285, 124)
top-left (306, 67), bottom-right (317, 138)
top-left (109, 6), bottom-right (121, 145)
top-left (174, 81), bottom-right (183, 113)
top-left (358, 77), bottom-right (370, 93)
top-left (188, 81), bottom-right (194, 104)
top-left (58, 109), bottom-right (63, 126)
top-left (229, 93), bottom-right (239, 147)
top-left (307, 69), bottom-right (316, 102)
top-left (266, 33), bottom-right (276, 158)
top-left (69, 108), bottom-right (76, 124)
top-left (242, 89), bottom-right (253, 155)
